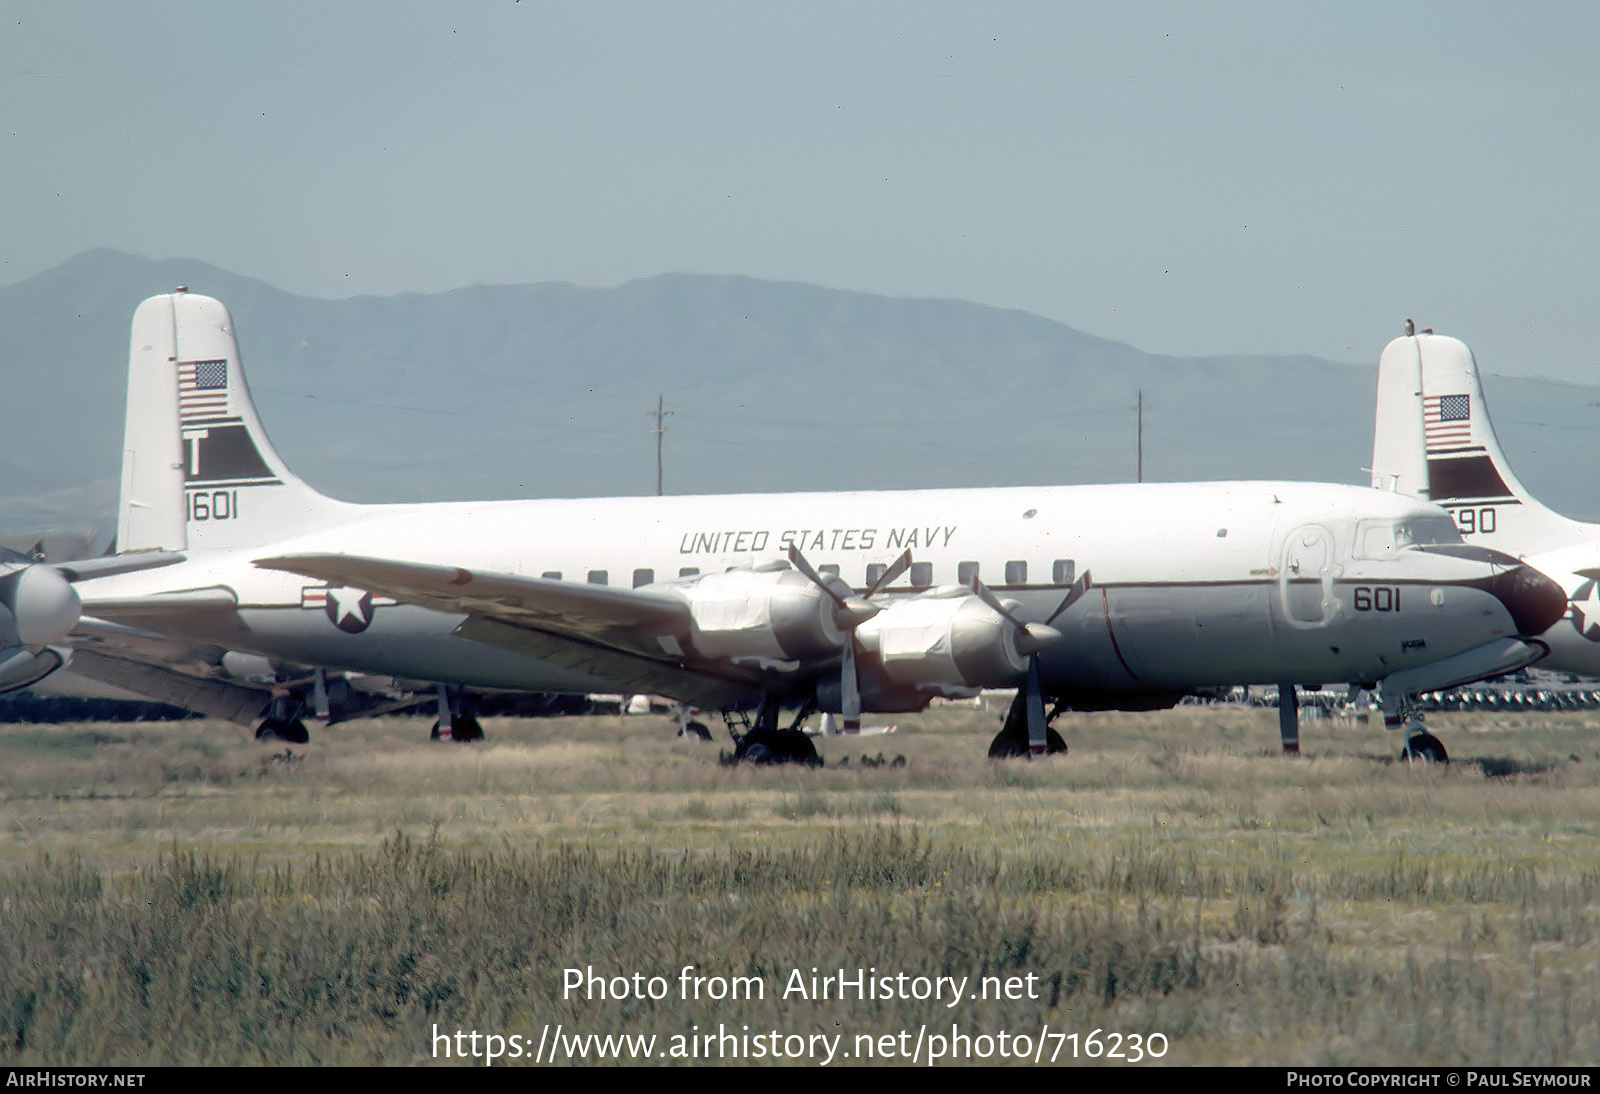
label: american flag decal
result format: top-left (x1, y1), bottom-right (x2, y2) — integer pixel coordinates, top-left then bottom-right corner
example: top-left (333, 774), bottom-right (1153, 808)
top-left (1423, 393), bottom-right (1471, 448)
top-left (178, 359), bottom-right (228, 421)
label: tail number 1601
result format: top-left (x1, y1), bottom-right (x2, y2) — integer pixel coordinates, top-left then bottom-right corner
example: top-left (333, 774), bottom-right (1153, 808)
top-left (187, 489), bottom-right (239, 521)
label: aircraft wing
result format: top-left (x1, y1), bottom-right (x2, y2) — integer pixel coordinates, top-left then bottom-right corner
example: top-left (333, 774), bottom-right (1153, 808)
top-left (253, 553), bottom-right (761, 708)
top-left (63, 618), bottom-right (272, 725)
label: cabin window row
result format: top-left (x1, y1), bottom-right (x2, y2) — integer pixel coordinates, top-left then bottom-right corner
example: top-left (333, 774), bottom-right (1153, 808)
top-left (534, 560), bottom-right (1077, 589)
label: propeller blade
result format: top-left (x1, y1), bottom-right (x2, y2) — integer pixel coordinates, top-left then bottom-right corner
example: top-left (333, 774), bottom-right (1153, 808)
top-left (787, 545), bottom-right (848, 609)
top-left (840, 640), bottom-right (861, 733)
top-left (864, 549), bottom-right (913, 599)
top-left (968, 574), bottom-right (1027, 631)
top-left (1044, 570), bottom-right (1094, 625)
top-left (789, 545), bottom-right (879, 627)
top-left (969, 574), bottom-right (1064, 654)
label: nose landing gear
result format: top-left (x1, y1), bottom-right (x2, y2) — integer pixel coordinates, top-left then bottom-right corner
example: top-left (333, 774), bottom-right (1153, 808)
top-left (1384, 692), bottom-right (1449, 764)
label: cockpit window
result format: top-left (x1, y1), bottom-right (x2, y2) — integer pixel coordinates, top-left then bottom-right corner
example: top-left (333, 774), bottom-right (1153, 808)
top-left (1356, 516), bottom-right (1464, 559)
top-left (1401, 516), bottom-right (1464, 547)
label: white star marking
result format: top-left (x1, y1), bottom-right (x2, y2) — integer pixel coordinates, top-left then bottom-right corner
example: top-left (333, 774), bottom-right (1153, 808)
top-left (326, 587), bottom-right (371, 627)
top-left (1569, 581), bottom-right (1600, 641)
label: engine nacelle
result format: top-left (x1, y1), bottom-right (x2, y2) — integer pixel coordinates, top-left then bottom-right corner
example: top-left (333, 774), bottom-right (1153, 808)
top-left (0, 646), bottom-right (66, 694)
top-left (673, 568), bottom-right (848, 662)
top-left (0, 563), bottom-right (81, 648)
top-left (856, 587), bottom-right (1028, 689)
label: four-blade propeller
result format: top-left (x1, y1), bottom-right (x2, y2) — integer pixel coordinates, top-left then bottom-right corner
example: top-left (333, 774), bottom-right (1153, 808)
top-left (788, 546), bottom-right (910, 731)
top-left (966, 563), bottom-right (1092, 754)
top-left (788, 544), bottom-right (1090, 745)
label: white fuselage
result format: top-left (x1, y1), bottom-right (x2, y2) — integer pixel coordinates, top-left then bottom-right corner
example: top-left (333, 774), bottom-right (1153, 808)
top-left (78, 480), bottom-right (1534, 705)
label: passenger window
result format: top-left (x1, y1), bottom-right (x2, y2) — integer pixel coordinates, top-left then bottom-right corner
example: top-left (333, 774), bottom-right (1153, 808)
top-left (542, 571), bottom-right (562, 580)
top-left (910, 561), bottom-right (933, 589)
top-left (679, 567), bottom-right (700, 578)
top-left (632, 568), bottom-right (654, 588)
top-left (587, 570), bottom-right (608, 585)
top-left (865, 562), bottom-right (887, 587)
top-left (819, 564), bottom-right (840, 577)
top-left (1005, 560), bottom-right (1027, 585)
top-left (1052, 559), bottom-right (1075, 585)
top-left (957, 561), bottom-right (979, 585)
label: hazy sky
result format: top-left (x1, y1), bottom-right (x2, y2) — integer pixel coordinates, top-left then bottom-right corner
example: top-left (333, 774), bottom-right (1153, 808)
top-left (5, 3), bottom-right (1599, 380)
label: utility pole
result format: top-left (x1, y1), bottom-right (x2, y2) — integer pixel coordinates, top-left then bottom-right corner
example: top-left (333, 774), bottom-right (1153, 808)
top-left (648, 395), bottom-right (673, 496)
top-left (1133, 388), bottom-right (1148, 483)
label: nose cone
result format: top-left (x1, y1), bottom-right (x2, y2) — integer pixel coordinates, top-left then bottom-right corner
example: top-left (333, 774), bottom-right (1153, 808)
top-left (1484, 563), bottom-right (1568, 637)
top-left (0, 565), bottom-right (82, 647)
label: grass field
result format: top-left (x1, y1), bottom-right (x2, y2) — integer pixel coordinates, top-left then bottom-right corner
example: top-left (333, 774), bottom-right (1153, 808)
top-left (2, 704), bottom-right (1597, 1066)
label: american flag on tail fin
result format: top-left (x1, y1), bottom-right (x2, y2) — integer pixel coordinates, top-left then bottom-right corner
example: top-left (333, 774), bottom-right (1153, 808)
top-left (178, 359), bottom-right (228, 421)
top-left (1423, 393), bottom-right (1471, 447)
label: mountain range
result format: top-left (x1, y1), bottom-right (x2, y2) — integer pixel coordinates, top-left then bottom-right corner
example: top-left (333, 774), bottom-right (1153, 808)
top-left (3, 249), bottom-right (1597, 543)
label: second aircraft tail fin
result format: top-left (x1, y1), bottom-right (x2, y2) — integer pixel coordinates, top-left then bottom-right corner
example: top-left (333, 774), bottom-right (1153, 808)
top-left (1371, 331), bottom-right (1590, 554)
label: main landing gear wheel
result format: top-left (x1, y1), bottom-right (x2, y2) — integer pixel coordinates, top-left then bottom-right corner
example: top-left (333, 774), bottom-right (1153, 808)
top-left (734, 727), bottom-right (821, 766)
top-left (256, 718), bottom-right (310, 744)
top-left (430, 715), bottom-right (485, 742)
top-left (1401, 732), bottom-right (1448, 764)
top-left (987, 683), bottom-right (1067, 759)
top-left (988, 726), bottom-right (1066, 759)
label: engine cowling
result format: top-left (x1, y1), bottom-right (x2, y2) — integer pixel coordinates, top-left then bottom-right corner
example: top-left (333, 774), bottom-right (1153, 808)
top-left (672, 568), bottom-right (849, 662)
top-left (0, 646), bottom-right (66, 693)
top-left (856, 587), bottom-right (1029, 689)
top-left (0, 563), bottom-right (81, 648)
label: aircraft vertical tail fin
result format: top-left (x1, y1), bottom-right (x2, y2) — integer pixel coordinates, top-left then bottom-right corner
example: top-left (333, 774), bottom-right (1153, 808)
top-left (1369, 335), bottom-right (1429, 498)
top-left (116, 291), bottom-right (357, 553)
top-left (1372, 332), bottom-right (1589, 553)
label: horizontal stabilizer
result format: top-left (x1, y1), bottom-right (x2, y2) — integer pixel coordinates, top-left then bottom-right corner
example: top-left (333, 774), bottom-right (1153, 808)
top-left (68, 649), bottom-right (269, 725)
top-left (83, 586), bottom-right (239, 618)
top-left (52, 551), bottom-right (187, 583)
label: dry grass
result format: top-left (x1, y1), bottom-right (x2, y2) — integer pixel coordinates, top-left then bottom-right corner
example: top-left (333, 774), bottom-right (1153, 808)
top-left (1, 704), bottom-right (1598, 1065)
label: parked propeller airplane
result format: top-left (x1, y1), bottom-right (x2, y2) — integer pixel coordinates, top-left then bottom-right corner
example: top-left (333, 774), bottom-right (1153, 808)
top-left (59, 291), bottom-right (1567, 762)
top-left (1371, 325), bottom-right (1600, 683)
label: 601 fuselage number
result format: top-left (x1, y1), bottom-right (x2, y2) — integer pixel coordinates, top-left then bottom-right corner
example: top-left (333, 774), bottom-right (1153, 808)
top-left (1353, 586), bottom-right (1400, 612)
top-left (187, 489), bottom-right (239, 521)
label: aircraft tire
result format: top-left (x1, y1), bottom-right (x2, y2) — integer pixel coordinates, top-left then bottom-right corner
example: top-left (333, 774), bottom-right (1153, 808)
top-left (452, 716), bottom-right (485, 743)
top-left (1401, 732), bottom-right (1448, 764)
top-left (256, 718), bottom-right (310, 744)
top-left (987, 727), bottom-right (1067, 759)
top-left (779, 728), bottom-right (822, 767)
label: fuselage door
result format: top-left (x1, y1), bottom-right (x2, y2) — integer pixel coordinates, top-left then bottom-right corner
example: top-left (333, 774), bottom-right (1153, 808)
top-left (1277, 523), bottom-right (1342, 629)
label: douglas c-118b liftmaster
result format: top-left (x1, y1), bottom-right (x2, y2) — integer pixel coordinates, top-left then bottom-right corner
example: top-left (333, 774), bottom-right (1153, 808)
top-left (49, 292), bottom-right (1566, 762)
